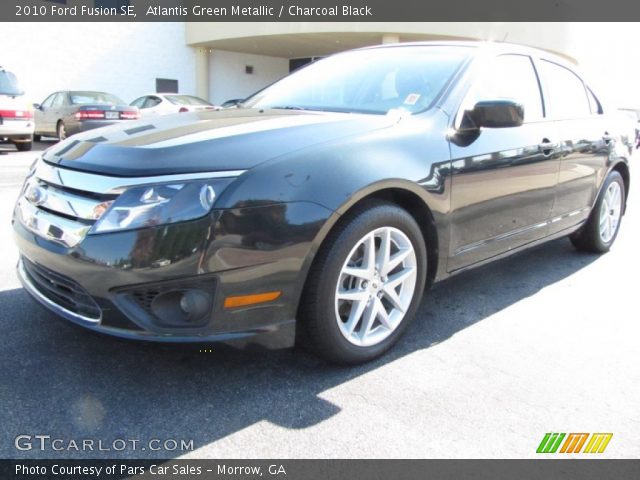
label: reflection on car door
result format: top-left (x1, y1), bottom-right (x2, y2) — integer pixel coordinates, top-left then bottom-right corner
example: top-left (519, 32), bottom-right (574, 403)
top-left (537, 60), bottom-right (610, 234)
top-left (448, 54), bottom-right (560, 271)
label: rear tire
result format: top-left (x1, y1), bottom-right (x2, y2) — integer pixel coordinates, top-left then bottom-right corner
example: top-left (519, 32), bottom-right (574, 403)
top-left (33, 134), bottom-right (41, 142)
top-left (14, 141), bottom-right (32, 152)
top-left (298, 202), bottom-right (427, 364)
top-left (56, 121), bottom-right (67, 141)
top-left (570, 170), bottom-right (625, 253)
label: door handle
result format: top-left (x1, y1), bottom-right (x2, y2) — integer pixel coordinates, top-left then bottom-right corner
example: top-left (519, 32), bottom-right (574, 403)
top-left (538, 138), bottom-right (558, 156)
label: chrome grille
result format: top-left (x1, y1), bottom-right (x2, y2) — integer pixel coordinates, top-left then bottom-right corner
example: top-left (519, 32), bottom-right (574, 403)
top-left (15, 159), bottom-right (246, 248)
top-left (16, 168), bottom-right (115, 247)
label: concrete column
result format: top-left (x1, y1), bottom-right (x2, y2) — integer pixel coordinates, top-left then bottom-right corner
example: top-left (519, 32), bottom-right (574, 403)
top-left (195, 47), bottom-right (210, 101)
top-left (382, 34), bottom-right (400, 44)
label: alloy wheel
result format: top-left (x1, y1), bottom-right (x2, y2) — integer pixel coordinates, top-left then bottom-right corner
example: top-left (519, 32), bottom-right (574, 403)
top-left (334, 226), bottom-right (417, 347)
top-left (599, 181), bottom-right (622, 243)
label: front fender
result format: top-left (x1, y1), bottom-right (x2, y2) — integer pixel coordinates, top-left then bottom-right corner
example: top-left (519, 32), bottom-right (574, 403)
top-left (214, 110), bottom-right (453, 303)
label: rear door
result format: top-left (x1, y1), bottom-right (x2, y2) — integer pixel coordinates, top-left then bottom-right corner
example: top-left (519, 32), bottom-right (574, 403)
top-left (48, 92), bottom-right (67, 132)
top-left (448, 53), bottom-right (560, 271)
top-left (536, 59), bottom-right (609, 233)
top-left (35, 93), bottom-right (57, 134)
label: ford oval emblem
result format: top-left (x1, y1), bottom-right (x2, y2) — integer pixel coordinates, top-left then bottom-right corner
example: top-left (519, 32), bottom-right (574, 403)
top-left (26, 184), bottom-right (47, 206)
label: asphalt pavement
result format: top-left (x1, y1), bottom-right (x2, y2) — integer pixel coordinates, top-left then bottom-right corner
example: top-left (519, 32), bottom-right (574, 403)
top-left (0, 141), bottom-right (638, 459)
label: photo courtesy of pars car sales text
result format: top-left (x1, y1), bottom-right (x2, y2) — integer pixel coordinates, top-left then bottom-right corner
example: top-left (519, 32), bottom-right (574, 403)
top-left (14, 463), bottom-right (287, 476)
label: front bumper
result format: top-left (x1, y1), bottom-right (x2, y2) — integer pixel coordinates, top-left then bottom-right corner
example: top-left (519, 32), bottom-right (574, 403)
top-left (13, 199), bottom-right (332, 348)
top-left (17, 257), bottom-right (295, 348)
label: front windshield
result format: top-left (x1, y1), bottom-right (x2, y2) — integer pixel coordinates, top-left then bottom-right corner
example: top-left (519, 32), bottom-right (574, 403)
top-left (70, 91), bottom-right (125, 105)
top-left (245, 46), bottom-right (470, 115)
top-left (0, 70), bottom-right (23, 96)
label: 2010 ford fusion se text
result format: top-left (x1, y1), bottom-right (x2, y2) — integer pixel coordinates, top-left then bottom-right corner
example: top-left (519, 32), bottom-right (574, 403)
top-left (12, 42), bottom-right (631, 364)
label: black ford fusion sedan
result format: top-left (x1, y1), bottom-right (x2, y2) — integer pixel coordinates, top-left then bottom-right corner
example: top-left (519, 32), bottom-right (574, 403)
top-left (13, 42), bottom-right (631, 364)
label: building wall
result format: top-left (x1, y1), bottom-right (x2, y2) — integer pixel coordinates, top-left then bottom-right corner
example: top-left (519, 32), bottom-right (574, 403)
top-left (186, 22), bottom-right (640, 109)
top-left (2, 22), bottom-right (196, 104)
top-left (208, 50), bottom-right (289, 105)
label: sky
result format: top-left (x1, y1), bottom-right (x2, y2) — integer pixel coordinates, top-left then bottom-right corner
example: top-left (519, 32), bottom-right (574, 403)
top-left (556, 23), bottom-right (639, 109)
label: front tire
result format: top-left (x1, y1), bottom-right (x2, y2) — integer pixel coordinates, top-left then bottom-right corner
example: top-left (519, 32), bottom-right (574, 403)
top-left (570, 170), bottom-right (625, 253)
top-left (299, 202), bottom-right (427, 364)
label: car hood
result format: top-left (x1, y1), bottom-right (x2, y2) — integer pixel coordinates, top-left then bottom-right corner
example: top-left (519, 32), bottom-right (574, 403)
top-left (42, 109), bottom-right (398, 177)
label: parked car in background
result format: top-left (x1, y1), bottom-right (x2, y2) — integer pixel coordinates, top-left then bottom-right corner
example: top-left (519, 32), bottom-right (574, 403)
top-left (33, 91), bottom-right (140, 141)
top-left (130, 93), bottom-right (217, 117)
top-left (0, 66), bottom-right (34, 151)
top-left (13, 42), bottom-right (631, 364)
top-left (618, 108), bottom-right (640, 149)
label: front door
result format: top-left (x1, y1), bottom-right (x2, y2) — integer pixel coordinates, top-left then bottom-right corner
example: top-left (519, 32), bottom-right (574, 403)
top-left (448, 53), bottom-right (560, 271)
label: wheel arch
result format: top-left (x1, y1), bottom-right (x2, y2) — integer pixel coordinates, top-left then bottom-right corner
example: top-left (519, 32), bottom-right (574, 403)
top-left (299, 182), bottom-right (441, 305)
top-left (611, 161), bottom-right (630, 213)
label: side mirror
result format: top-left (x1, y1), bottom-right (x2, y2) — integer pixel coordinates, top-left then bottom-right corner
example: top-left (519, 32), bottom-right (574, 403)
top-left (33, 103), bottom-right (41, 110)
top-left (467, 99), bottom-right (524, 129)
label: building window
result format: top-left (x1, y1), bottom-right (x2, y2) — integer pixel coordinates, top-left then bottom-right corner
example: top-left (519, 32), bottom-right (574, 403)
top-left (289, 57), bottom-right (325, 73)
top-left (156, 78), bottom-right (178, 94)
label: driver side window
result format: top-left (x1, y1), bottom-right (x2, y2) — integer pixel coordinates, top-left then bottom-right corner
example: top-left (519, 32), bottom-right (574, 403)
top-left (144, 96), bottom-right (162, 108)
top-left (130, 96), bottom-right (146, 108)
top-left (41, 93), bottom-right (56, 108)
top-left (467, 54), bottom-right (544, 123)
top-left (51, 93), bottom-right (66, 108)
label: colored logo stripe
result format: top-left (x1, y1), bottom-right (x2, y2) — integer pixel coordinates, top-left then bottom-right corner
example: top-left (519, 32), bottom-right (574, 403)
top-left (537, 433), bottom-right (613, 453)
top-left (536, 433), bottom-right (566, 453)
top-left (583, 433), bottom-right (613, 453)
top-left (560, 433), bottom-right (589, 453)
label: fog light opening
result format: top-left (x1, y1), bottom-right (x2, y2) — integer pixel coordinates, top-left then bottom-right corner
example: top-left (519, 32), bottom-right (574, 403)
top-left (150, 289), bottom-right (213, 327)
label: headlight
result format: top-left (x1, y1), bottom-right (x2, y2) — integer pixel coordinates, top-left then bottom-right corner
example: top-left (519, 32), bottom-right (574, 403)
top-left (90, 178), bottom-right (234, 234)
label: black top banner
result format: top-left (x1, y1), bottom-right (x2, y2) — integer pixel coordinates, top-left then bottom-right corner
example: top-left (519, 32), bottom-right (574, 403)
top-left (5, 0), bottom-right (640, 21)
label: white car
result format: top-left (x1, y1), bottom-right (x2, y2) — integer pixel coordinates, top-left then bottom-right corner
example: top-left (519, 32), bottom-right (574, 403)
top-left (130, 93), bottom-right (218, 117)
top-left (0, 67), bottom-right (34, 151)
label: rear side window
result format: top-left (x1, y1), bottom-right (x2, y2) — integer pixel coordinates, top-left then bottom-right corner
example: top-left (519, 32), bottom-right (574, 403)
top-left (539, 60), bottom-right (591, 119)
top-left (468, 54), bottom-right (544, 122)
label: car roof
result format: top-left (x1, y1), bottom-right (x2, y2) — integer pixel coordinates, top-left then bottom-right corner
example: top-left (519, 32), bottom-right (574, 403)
top-left (357, 40), bottom-right (576, 67)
